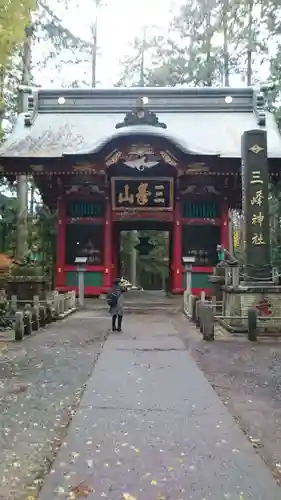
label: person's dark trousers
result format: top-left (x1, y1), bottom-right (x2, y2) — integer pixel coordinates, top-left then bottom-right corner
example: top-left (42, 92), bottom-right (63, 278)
top-left (117, 315), bottom-right (123, 332)
top-left (112, 314), bottom-right (117, 331)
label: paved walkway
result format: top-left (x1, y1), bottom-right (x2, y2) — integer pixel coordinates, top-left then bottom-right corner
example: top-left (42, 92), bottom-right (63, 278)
top-left (39, 315), bottom-right (281, 500)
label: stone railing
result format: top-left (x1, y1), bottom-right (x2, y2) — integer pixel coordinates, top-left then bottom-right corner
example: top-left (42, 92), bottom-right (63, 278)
top-left (5, 290), bottom-right (77, 341)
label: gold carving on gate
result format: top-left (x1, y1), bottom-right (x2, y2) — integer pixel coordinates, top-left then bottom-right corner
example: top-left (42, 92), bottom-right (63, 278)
top-left (159, 150), bottom-right (178, 166)
top-left (126, 144), bottom-right (154, 156)
top-left (112, 177), bottom-right (173, 211)
top-left (31, 164), bottom-right (44, 172)
top-left (117, 184), bottom-right (134, 204)
top-left (105, 149), bottom-right (122, 167)
top-left (186, 163), bottom-right (209, 173)
top-left (105, 145), bottom-right (179, 169)
top-left (135, 182), bottom-right (151, 205)
top-left (73, 163), bottom-right (96, 173)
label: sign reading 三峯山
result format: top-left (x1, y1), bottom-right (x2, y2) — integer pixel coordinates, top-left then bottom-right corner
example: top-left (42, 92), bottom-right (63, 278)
top-left (241, 129), bottom-right (271, 281)
top-left (111, 177), bottom-right (174, 211)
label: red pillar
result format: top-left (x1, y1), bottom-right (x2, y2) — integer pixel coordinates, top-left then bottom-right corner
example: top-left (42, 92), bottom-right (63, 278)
top-left (103, 199), bottom-right (113, 292)
top-left (55, 198), bottom-right (66, 290)
top-left (112, 224), bottom-right (119, 280)
top-left (220, 201), bottom-right (229, 250)
top-left (171, 201), bottom-right (182, 294)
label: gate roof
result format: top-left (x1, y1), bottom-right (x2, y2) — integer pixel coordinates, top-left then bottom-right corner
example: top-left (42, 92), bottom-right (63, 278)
top-left (0, 86), bottom-right (280, 160)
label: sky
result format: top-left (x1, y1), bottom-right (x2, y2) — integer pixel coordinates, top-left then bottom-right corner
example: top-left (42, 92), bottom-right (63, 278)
top-left (32, 0), bottom-right (278, 88)
top-left (35, 0), bottom-right (177, 87)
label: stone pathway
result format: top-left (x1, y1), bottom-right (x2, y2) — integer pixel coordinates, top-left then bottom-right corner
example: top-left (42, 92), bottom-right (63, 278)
top-left (38, 314), bottom-right (281, 500)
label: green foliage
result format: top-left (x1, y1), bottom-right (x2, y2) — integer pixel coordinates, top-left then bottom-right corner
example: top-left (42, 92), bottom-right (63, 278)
top-left (116, 31), bottom-right (159, 87)
top-left (269, 183), bottom-right (281, 270)
top-left (0, 0), bottom-right (36, 69)
top-left (34, 0), bottom-right (92, 70)
top-left (10, 263), bottom-right (43, 277)
top-left (120, 230), bottom-right (169, 286)
top-left (0, 194), bottom-right (17, 254)
top-left (118, 0), bottom-right (281, 88)
top-left (137, 231), bottom-right (169, 278)
top-left (31, 205), bottom-right (57, 275)
top-left (268, 42), bottom-right (281, 130)
top-left (120, 230), bottom-right (169, 287)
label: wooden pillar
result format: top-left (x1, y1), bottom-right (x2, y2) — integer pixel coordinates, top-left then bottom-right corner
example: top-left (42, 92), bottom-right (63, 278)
top-left (55, 198), bottom-right (66, 289)
top-left (103, 199), bottom-right (112, 291)
top-left (171, 200), bottom-right (182, 293)
top-left (220, 201), bottom-right (229, 249)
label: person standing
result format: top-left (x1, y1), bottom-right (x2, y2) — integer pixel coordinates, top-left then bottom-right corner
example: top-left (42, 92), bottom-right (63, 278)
top-left (107, 277), bottom-right (124, 332)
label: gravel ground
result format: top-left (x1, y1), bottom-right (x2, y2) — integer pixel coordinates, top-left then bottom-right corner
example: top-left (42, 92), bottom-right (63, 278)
top-left (173, 315), bottom-right (281, 487)
top-left (0, 312), bottom-right (109, 500)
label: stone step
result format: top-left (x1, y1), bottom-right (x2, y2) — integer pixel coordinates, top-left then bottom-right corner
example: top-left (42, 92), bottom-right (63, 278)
top-left (124, 306), bottom-right (181, 314)
top-left (86, 301), bottom-right (182, 314)
top-left (87, 303), bottom-right (181, 310)
top-left (85, 292), bottom-right (183, 314)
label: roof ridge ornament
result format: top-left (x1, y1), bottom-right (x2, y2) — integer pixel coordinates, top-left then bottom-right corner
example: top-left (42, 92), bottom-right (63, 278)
top-left (253, 87), bottom-right (266, 127)
top-left (115, 96), bottom-right (167, 129)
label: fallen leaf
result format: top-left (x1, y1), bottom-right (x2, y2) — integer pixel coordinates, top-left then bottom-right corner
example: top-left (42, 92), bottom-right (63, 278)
top-left (151, 480), bottom-right (157, 485)
top-left (55, 486), bottom-right (65, 494)
top-left (122, 494), bottom-right (137, 500)
top-left (69, 483), bottom-right (93, 497)
top-left (0, 343), bottom-right (7, 353)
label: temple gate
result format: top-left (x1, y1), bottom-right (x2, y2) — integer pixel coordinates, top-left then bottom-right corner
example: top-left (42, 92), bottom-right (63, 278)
top-left (0, 86), bottom-right (280, 296)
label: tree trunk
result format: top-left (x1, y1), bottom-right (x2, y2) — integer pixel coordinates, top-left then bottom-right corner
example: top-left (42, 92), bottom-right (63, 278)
top-left (91, 21), bottom-right (97, 87)
top-left (205, 10), bottom-right (213, 86)
top-left (16, 176), bottom-right (28, 260)
top-left (246, 0), bottom-right (254, 86)
top-left (222, 0), bottom-right (230, 86)
top-left (91, 0), bottom-right (103, 87)
top-left (30, 179), bottom-right (35, 216)
top-left (16, 30), bottom-right (31, 261)
top-left (139, 26), bottom-right (147, 87)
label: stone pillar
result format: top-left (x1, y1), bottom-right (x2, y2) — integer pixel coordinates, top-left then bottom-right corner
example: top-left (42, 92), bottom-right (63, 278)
top-left (171, 201), bottom-right (182, 293)
top-left (103, 199), bottom-right (112, 291)
top-left (220, 201), bottom-right (229, 249)
top-left (241, 129), bottom-right (271, 282)
top-left (55, 198), bottom-right (66, 289)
